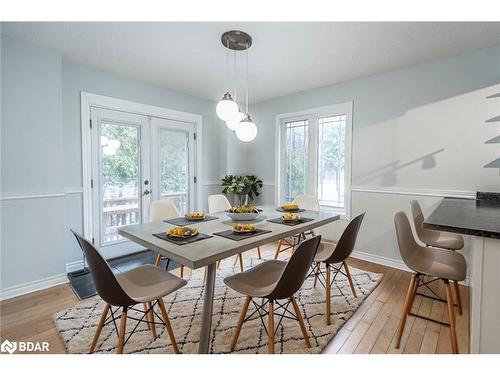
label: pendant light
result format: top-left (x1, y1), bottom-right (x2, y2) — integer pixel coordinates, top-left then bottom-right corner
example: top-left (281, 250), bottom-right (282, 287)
top-left (217, 30), bottom-right (257, 142)
top-left (235, 39), bottom-right (257, 142)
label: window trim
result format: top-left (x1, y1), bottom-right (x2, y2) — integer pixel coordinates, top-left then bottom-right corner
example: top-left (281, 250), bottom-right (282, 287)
top-left (275, 102), bottom-right (353, 220)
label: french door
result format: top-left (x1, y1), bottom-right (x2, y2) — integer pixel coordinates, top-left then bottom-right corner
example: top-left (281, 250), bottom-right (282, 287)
top-left (90, 107), bottom-right (196, 258)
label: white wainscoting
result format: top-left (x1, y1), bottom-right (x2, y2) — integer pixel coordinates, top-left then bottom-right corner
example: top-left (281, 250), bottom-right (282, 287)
top-left (350, 185), bottom-right (475, 199)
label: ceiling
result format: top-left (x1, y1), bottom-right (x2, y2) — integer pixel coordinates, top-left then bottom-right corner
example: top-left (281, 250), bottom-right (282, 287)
top-left (3, 22), bottom-right (500, 103)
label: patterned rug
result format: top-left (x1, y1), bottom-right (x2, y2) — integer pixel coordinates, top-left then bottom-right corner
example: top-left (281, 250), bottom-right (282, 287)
top-left (53, 252), bottom-right (382, 354)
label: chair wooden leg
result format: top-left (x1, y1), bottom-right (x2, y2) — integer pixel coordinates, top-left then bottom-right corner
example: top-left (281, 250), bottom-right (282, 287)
top-left (180, 265), bottom-right (184, 278)
top-left (291, 295), bottom-right (311, 348)
top-left (268, 300), bottom-right (275, 354)
top-left (154, 254), bottom-right (162, 267)
top-left (453, 280), bottom-right (463, 315)
top-left (147, 302), bottom-right (157, 338)
top-left (238, 253), bottom-right (244, 272)
top-left (257, 246), bottom-right (262, 259)
top-left (445, 281), bottom-right (459, 354)
top-left (116, 307), bottom-right (128, 354)
top-left (158, 298), bottom-right (180, 354)
top-left (313, 263), bottom-right (320, 288)
top-left (274, 239), bottom-right (283, 259)
top-left (217, 260), bottom-right (221, 269)
top-left (89, 303), bottom-right (110, 353)
top-left (395, 274), bottom-right (416, 349)
top-left (143, 303), bottom-right (151, 330)
top-left (343, 261), bottom-right (358, 298)
top-left (326, 264), bottom-right (331, 325)
top-left (231, 296), bottom-right (251, 351)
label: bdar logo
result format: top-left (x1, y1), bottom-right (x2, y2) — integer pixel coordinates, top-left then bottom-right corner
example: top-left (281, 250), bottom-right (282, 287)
top-left (1, 339), bottom-right (17, 354)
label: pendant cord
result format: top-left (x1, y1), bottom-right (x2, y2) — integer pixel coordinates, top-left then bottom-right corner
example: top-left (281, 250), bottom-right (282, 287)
top-left (226, 39), bottom-right (230, 91)
top-left (245, 42), bottom-right (249, 115)
top-left (233, 48), bottom-right (237, 102)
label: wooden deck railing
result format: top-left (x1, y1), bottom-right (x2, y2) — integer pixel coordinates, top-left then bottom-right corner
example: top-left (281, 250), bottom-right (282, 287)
top-left (102, 192), bottom-right (187, 243)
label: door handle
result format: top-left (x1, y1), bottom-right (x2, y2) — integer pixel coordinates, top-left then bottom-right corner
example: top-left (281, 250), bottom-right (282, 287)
top-left (143, 189), bottom-right (151, 196)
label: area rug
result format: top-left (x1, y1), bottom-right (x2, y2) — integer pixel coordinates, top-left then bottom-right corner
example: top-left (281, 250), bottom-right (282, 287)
top-left (53, 252), bottom-right (382, 354)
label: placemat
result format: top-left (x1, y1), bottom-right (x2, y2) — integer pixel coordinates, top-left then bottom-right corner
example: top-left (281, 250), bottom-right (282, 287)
top-left (153, 232), bottom-right (213, 245)
top-left (267, 217), bottom-right (315, 226)
top-left (276, 207), bottom-right (306, 213)
top-left (164, 215), bottom-right (219, 226)
top-left (213, 228), bottom-right (272, 241)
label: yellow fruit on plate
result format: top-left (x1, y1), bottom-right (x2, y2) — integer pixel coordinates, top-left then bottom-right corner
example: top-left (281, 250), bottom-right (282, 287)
top-left (233, 223), bottom-right (256, 232)
top-left (186, 212), bottom-right (205, 219)
top-left (282, 203), bottom-right (299, 211)
top-left (167, 226), bottom-right (198, 236)
top-left (282, 213), bottom-right (298, 221)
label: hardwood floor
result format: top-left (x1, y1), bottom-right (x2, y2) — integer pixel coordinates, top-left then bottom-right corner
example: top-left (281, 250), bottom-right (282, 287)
top-left (0, 244), bottom-right (469, 354)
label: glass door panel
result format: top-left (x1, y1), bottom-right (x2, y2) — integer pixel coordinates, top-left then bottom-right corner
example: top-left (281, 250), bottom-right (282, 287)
top-left (159, 128), bottom-right (190, 214)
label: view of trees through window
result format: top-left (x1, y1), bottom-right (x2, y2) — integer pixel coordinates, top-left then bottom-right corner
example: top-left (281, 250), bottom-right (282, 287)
top-left (282, 113), bottom-right (346, 208)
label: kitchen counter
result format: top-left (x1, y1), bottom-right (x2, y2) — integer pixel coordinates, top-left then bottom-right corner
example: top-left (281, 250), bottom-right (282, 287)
top-left (423, 197), bottom-right (500, 239)
top-left (423, 196), bottom-right (500, 354)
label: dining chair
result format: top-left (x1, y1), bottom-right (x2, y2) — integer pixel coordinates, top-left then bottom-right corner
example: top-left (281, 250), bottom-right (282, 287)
top-left (311, 213), bottom-right (365, 325)
top-left (410, 200), bottom-right (464, 314)
top-left (393, 212), bottom-right (466, 354)
top-left (150, 199), bottom-right (188, 277)
top-left (208, 194), bottom-right (261, 271)
top-left (224, 236), bottom-right (321, 354)
top-left (71, 230), bottom-right (186, 354)
top-left (274, 194), bottom-right (320, 259)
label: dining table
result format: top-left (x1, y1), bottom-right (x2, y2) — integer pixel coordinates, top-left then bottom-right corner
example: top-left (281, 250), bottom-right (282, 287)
top-left (118, 205), bottom-right (340, 353)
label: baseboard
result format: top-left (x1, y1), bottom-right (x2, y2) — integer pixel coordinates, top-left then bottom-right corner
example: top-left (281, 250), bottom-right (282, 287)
top-left (66, 260), bottom-right (84, 274)
top-left (350, 249), bottom-right (470, 287)
top-left (0, 273), bottom-right (68, 301)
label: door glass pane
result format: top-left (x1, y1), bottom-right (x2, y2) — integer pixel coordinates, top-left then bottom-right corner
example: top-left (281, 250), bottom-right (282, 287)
top-left (284, 119), bottom-right (308, 202)
top-left (100, 123), bottom-right (140, 244)
top-left (317, 114), bottom-right (346, 208)
top-left (159, 128), bottom-right (189, 214)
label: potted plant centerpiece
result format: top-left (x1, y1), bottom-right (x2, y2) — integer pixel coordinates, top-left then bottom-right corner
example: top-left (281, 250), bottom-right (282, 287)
top-left (221, 175), bottom-right (263, 206)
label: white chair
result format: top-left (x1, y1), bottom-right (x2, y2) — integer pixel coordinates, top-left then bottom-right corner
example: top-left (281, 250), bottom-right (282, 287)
top-left (274, 194), bottom-right (320, 259)
top-left (208, 194), bottom-right (261, 271)
top-left (149, 199), bottom-right (188, 277)
top-left (208, 194), bottom-right (231, 213)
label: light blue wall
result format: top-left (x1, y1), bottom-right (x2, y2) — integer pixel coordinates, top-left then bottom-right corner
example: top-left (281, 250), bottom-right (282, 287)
top-left (245, 45), bottom-right (500, 264)
top-left (1, 35), bottom-right (66, 289)
top-left (1, 34), bottom-right (231, 292)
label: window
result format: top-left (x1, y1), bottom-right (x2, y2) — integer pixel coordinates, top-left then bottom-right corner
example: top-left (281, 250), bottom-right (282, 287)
top-left (277, 103), bottom-right (352, 216)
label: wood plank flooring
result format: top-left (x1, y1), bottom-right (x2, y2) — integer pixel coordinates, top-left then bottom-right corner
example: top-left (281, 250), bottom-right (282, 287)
top-left (0, 244), bottom-right (469, 354)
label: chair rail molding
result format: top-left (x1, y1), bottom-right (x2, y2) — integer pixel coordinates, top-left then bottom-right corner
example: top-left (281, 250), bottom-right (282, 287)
top-left (0, 190), bottom-right (66, 201)
top-left (350, 185), bottom-right (475, 199)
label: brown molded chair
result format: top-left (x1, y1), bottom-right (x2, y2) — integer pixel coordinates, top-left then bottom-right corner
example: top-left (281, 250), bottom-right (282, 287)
top-left (71, 230), bottom-right (186, 354)
top-left (393, 212), bottom-right (466, 354)
top-left (410, 200), bottom-right (464, 314)
top-left (312, 212), bottom-right (365, 325)
top-left (224, 235), bottom-right (321, 354)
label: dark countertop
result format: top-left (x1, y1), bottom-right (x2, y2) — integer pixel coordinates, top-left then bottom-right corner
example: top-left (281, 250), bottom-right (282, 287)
top-left (423, 197), bottom-right (500, 240)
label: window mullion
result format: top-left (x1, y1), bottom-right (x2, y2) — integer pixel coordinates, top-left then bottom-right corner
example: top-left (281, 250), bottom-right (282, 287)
top-left (308, 114), bottom-right (318, 197)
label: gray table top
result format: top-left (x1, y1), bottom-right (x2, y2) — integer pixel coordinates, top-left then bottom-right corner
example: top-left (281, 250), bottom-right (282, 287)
top-left (423, 197), bottom-right (500, 240)
top-left (118, 206), bottom-right (340, 269)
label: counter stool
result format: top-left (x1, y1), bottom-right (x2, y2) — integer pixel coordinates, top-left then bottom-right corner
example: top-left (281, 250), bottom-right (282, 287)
top-left (410, 200), bottom-right (464, 314)
top-left (393, 212), bottom-right (466, 354)
top-left (311, 213), bottom-right (365, 325)
top-left (71, 230), bottom-right (186, 354)
top-left (224, 236), bottom-right (321, 354)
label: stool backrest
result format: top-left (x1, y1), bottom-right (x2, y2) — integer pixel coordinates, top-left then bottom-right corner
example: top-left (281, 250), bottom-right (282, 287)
top-left (394, 211), bottom-right (423, 271)
top-left (292, 194), bottom-right (320, 211)
top-left (268, 236), bottom-right (321, 300)
top-left (208, 194), bottom-right (231, 213)
top-left (326, 212), bottom-right (365, 264)
top-left (410, 200), bottom-right (438, 242)
top-left (70, 230), bottom-right (135, 307)
top-left (149, 199), bottom-right (180, 222)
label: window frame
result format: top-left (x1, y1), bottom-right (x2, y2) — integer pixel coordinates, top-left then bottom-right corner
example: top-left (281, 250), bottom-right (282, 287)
top-left (275, 102), bottom-right (353, 219)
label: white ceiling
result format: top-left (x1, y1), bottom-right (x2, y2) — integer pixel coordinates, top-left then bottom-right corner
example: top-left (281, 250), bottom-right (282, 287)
top-left (3, 22), bottom-right (500, 103)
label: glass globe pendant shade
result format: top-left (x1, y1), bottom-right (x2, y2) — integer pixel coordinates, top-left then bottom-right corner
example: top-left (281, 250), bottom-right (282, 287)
top-left (225, 111), bottom-right (244, 131)
top-left (235, 114), bottom-right (257, 142)
top-left (216, 92), bottom-right (239, 121)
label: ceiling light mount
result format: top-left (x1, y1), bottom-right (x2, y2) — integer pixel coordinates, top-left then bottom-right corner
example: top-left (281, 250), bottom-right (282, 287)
top-left (221, 30), bottom-right (252, 51)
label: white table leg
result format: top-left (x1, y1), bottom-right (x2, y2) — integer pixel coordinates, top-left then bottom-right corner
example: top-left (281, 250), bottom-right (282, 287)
top-left (198, 262), bottom-right (216, 353)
